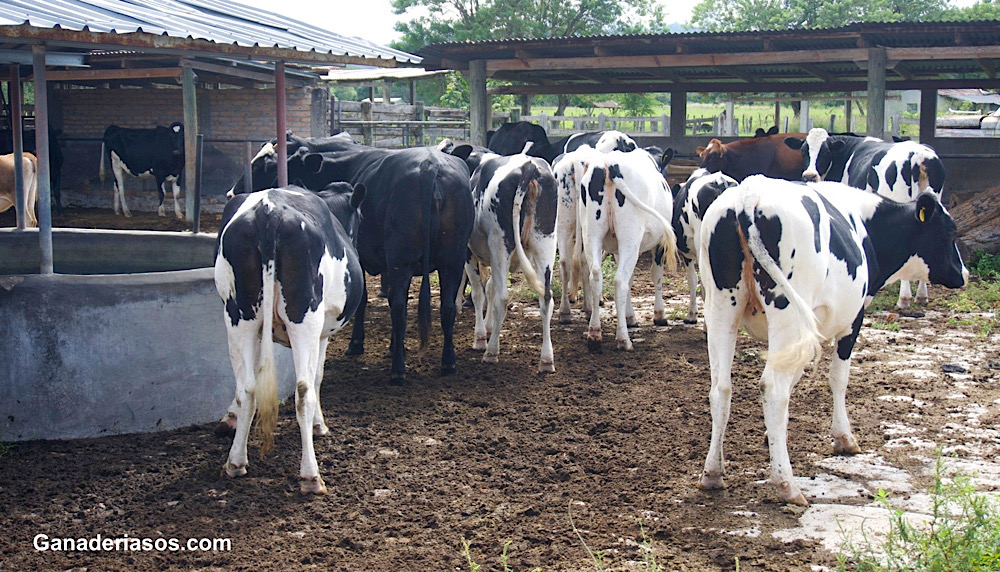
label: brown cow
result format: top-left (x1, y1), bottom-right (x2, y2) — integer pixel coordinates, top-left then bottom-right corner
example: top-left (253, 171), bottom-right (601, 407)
top-left (0, 152), bottom-right (38, 227)
top-left (696, 132), bottom-right (806, 182)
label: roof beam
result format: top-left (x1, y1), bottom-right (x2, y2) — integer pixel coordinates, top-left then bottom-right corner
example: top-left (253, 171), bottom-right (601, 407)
top-left (716, 66), bottom-right (755, 82)
top-left (798, 63), bottom-right (834, 82)
top-left (978, 58), bottom-right (997, 79)
top-left (180, 59), bottom-right (310, 86)
top-left (41, 67), bottom-right (183, 82)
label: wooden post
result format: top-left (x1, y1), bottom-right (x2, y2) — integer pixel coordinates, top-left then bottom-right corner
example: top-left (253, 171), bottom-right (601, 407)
top-left (275, 62), bottom-right (288, 188)
top-left (182, 66), bottom-right (198, 223)
top-left (867, 47), bottom-right (887, 139)
top-left (829, 114), bottom-right (836, 132)
top-left (800, 99), bottom-right (810, 132)
top-left (9, 65), bottom-right (26, 230)
top-left (361, 100), bottom-right (373, 145)
top-left (382, 81), bottom-right (391, 104)
top-left (415, 101), bottom-right (425, 146)
top-left (598, 113), bottom-right (606, 131)
top-left (409, 80), bottom-right (416, 105)
top-left (725, 100), bottom-right (735, 136)
top-left (510, 108), bottom-right (520, 123)
top-left (670, 90), bottom-right (686, 137)
top-left (244, 140), bottom-right (253, 195)
top-left (661, 114), bottom-right (669, 137)
top-left (540, 112), bottom-right (550, 134)
top-left (192, 134), bottom-right (203, 233)
top-left (32, 45), bottom-right (53, 274)
top-left (774, 99), bottom-right (781, 131)
top-left (469, 59), bottom-right (489, 147)
top-left (919, 88), bottom-right (937, 144)
top-left (845, 93), bottom-right (853, 133)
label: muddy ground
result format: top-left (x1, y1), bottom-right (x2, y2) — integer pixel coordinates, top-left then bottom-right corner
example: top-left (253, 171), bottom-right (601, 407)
top-left (1, 207), bottom-right (999, 571)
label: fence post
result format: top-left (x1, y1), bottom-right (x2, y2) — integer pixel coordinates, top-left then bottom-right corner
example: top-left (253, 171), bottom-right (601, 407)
top-left (830, 114), bottom-right (836, 132)
top-left (598, 113), bottom-right (607, 131)
top-left (361, 100), bottom-right (373, 146)
top-left (510, 108), bottom-right (520, 123)
top-left (661, 114), bottom-right (669, 137)
top-left (540, 112), bottom-right (549, 134)
top-left (415, 102), bottom-right (425, 146)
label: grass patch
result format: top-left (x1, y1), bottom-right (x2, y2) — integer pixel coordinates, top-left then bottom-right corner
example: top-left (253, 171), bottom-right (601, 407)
top-left (969, 250), bottom-right (1000, 280)
top-left (837, 456), bottom-right (1000, 571)
top-left (869, 320), bottom-right (901, 332)
top-left (461, 537), bottom-right (541, 572)
top-left (0, 440), bottom-right (15, 458)
top-left (867, 282), bottom-right (901, 313)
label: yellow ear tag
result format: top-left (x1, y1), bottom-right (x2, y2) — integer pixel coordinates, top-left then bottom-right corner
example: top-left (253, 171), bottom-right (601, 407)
top-left (918, 207), bottom-right (926, 222)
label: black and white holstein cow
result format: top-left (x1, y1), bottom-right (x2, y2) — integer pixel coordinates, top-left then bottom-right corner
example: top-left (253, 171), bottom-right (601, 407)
top-left (99, 122), bottom-right (185, 218)
top-left (697, 175), bottom-right (967, 505)
top-left (671, 168), bottom-right (739, 324)
top-left (785, 128), bottom-right (947, 308)
top-left (231, 135), bottom-right (475, 384)
top-left (460, 151), bottom-right (559, 372)
top-left (215, 182), bottom-right (365, 494)
top-left (578, 150), bottom-right (678, 351)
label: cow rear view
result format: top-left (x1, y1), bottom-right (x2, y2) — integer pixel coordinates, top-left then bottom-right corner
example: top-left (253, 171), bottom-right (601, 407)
top-left (0, 152), bottom-right (38, 227)
top-left (214, 183), bottom-right (365, 494)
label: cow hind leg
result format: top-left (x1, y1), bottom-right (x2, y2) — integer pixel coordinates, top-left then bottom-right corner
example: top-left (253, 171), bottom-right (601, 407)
top-left (157, 179), bottom-right (167, 217)
top-left (112, 161), bottom-right (131, 217)
top-left (915, 280), bottom-right (929, 306)
top-left (830, 313), bottom-right (863, 455)
top-left (345, 280), bottom-right (368, 356)
top-left (465, 260), bottom-right (488, 351)
top-left (438, 264), bottom-right (465, 376)
top-left (534, 255), bottom-right (556, 374)
top-left (311, 336), bottom-right (332, 436)
top-left (386, 272), bottom-right (414, 384)
top-left (699, 292), bottom-right (743, 492)
top-left (613, 249), bottom-right (640, 350)
top-left (896, 279), bottom-right (913, 309)
top-left (223, 319), bottom-right (260, 478)
top-left (652, 258), bottom-right (668, 327)
top-left (761, 360), bottom-right (809, 506)
top-left (171, 178), bottom-right (183, 220)
top-left (483, 256), bottom-right (512, 364)
top-left (287, 322), bottom-right (326, 494)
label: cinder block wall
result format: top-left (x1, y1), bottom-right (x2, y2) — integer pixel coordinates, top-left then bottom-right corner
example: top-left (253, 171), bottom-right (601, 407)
top-left (53, 84), bottom-right (327, 211)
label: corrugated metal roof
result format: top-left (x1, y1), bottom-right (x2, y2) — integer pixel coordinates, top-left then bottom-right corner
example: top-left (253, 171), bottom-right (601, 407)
top-left (0, 0), bottom-right (420, 64)
top-left (324, 68), bottom-right (448, 82)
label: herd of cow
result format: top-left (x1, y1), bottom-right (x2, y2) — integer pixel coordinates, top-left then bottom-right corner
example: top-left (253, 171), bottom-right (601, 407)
top-left (209, 120), bottom-right (967, 505)
top-left (1, 119), bottom-right (969, 505)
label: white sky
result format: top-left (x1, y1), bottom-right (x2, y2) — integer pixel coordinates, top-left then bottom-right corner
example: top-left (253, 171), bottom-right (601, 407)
top-left (235, 0), bottom-right (702, 48)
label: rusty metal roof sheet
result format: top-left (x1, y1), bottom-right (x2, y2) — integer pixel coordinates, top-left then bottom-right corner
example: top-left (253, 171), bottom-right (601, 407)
top-left (0, 0), bottom-right (420, 64)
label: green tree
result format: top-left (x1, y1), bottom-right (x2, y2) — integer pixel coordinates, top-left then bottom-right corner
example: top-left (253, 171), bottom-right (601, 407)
top-left (690, 0), bottom-right (950, 32)
top-left (944, 0), bottom-right (1000, 20)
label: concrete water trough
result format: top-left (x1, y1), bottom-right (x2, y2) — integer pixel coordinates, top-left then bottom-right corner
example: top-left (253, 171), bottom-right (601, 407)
top-left (0, 228), bottom-right (295, 441)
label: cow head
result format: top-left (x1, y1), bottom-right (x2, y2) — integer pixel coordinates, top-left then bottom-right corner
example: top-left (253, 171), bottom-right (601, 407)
top-left (906, 191), bottom-right (968, 290)
top-left (449, 143), bottom-right (495, 174)
top-left (697, 139), bottom-right (727, 173)
top-left (168, 122), bottom-right (184, 157)
top-left (784, 128), bottom-right (842, 183)
top-left (227, 142), bottom-right (280, 197)
top-left (318, 181), bottom-right (366, 242)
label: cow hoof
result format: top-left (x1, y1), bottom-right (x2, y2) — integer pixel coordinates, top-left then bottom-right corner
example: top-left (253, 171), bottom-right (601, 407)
top-left (617, 339), bottom-right (634, 351)
top-left (896, 297), bottom-right (912, 309)
top-left (683, 317), bottom-right (698, 325)
top-left (300, 475), bottom-right (327, 495)
top-left (626, 318), bottom-right (638, 329)
top-left (833, 435), bottom-right (861, 455)
top-left (915, 297), bottom-right (928, 306)
top-left (389, 373), bottom-right (406, 386)
top-left (538, 360), bottom-right (555, 374)
top-left (473, 337), bottom-right (487, 351)
top-left (344, 341), bottom-right (364, 356)
top-left (899, 308), bottom-right (925, 318)
top-left (697, 473), bottom-right (726, 490)
top-left (440, 363), bottom-right (457, 376)
top-left (559, 313), bottom-right (573, 325)
top-left (774, 479), bottom-right (808, 506)
top-left (482, 352), bottom-right (499, 364)
top-left (586, 338), bottom-right (602, 353)
top-left (223, 462), bottom-right (247, 478)
top-left (653, 318), bottom-right (669, 327)
top-left (313, 423), bottom-right (330, 437)
top-left (462, 296), bottom-right (474, 308)
top-left (783, 491), bottom-right (809, 507)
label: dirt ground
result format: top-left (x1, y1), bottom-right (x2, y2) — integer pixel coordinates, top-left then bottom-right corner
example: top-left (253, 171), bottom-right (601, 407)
top-left (1, 207), bottom-right (999, 571)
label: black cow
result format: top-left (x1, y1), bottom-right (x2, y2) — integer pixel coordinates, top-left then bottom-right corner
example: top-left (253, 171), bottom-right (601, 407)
top-left (233, 135), bottom-right (475, 384)
top-left (215, 182), bottom-right (365, 494)
top-left (487, 121), bottom-right (550, 156)
top-left (99, 122), bottom-right (185, 218)
top-left (0, 128), bottom-right (64, 215)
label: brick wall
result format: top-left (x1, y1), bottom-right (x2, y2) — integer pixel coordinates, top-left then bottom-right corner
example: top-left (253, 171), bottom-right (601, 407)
top-left (54, 84), bottom-right (326, 211)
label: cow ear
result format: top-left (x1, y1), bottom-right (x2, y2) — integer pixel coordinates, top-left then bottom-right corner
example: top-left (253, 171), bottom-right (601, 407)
top-left (350, 183), bottom-right (366, 209)
top-left (695, 146), bottom-right (706, 155)
top-left (451, 144), bottom-right (474, 161)
top-left (661, 148), bottom-right (674, 166)
top-left (767, 125), bottom-right (778, 136)
top-left (915, 191), bottom-right (940, 224)
top-left (829, 140), bottom-right (846, 153)
top-left (302, 153), bottom-right (323, 173)
top-left (754, 128), bottom-right (766, 137)
top-left (784, 137), bottom-right (804, 150)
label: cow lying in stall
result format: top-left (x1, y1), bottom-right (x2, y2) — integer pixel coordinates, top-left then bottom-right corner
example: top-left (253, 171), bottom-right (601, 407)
top-left (0, 152), bottom-right (38, 227)
top-left (99, 123), bottom-right (185, 218)
top-left (577, 149), bottom-right (678, 351)
top-left (785, 128), bottom-right (947, 309)
top-left (697, 175), bottom-right (967, 505)
top-left (215, 182), bottom-right (365, 494)
top-left (671, 168), bottom-right (738, 324)
top-left (455, 150), bottom-right (559, 372)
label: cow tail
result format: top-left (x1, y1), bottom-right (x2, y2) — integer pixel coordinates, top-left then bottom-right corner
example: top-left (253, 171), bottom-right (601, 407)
top-left (417, 163), bottom-right (436, 350)
top-left (99, 140), bottom-right (107, 184)
top-left (739, 189), bottom-right (822, 373)
top-left (254, 222), bottom-right (280, 458)
top-left (611, 174), bottom-right (678, 273)
top-left (512, 163), bottom-right (545, 297)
